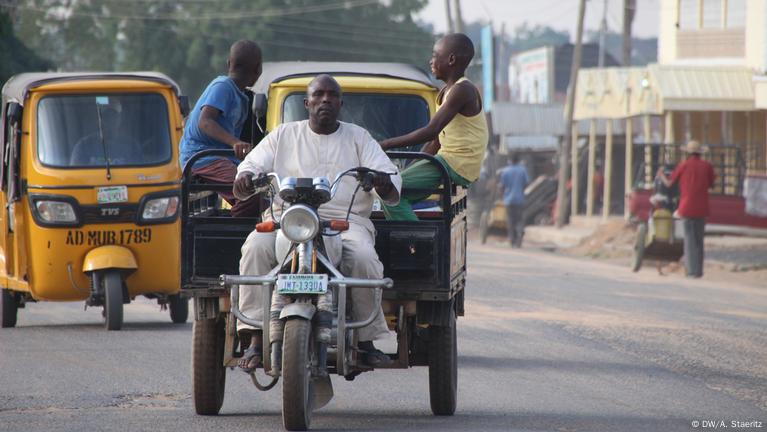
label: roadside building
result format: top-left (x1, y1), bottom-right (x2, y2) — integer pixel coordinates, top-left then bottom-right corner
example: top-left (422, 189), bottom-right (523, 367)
top-left (572, 0), bottom-right (767, 228)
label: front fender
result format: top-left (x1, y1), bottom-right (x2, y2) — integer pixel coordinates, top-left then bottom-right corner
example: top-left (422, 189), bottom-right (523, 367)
top-left (82, 245), bottom-right (138, 273)
top-left (280, 302), bottom-right (316, 321)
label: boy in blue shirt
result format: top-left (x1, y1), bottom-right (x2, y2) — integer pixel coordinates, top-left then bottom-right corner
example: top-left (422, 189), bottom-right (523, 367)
top-left (499, 154), bottom-right (529, 248)
top-left (180, 39), bottom-right (262, 217)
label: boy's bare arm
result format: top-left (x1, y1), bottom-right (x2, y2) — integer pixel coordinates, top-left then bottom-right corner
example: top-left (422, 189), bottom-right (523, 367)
top-left (421, 137), bottom-right (441, 155)
top-left (380, 83), bottom-right (476, 151)
top-left (198, 106), bottom-right (252, 159)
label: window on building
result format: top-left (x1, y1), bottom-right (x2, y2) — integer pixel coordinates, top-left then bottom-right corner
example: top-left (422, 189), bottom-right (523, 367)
top-left (726, 0), bottom-right (746, 28)
top-left (702, 0), bottom-right (723, 28)
top-left (679, 0), bottom-right (699, 29)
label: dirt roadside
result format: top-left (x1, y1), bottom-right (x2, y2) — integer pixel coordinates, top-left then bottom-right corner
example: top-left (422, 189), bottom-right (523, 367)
top-left (473, 220), bottom-right (767, 289)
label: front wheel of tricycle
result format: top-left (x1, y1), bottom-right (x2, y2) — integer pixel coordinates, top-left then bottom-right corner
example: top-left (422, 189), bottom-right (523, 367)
top-left (428, 308), bottom-right (457, 416)
top-left (102, 271), bottom-right (123, 331)
top-left (192, 314), bottom-right (226, 415)
top-left (168, 294), bottom-right (189, 324)
top-left (1, 289), bottom-right (19, 328)
top-left (632, 223), bottom-right (648, 272)
top-left (282, 318), bottom-right (313, 431)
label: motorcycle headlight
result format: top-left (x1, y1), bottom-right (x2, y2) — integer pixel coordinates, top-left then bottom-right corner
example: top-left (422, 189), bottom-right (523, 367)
top-left (36, 200), bottom-right (78, 223)
top-left (280, 204), bottom-right (319, 243)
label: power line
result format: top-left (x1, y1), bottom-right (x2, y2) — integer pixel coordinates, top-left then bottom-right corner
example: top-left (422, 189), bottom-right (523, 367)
top-left (280, 14), bottom-right (435, 37)
top-left (2, 0), bottom-right (380, 21)
top-left (117, 19), bottom-right (426, 63)
top-left (258, 18), bottom-right (433, 47)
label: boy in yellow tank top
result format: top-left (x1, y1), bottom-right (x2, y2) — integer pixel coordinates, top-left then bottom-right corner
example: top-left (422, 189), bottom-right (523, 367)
top-left (380, 33), bottom-right (489, 220)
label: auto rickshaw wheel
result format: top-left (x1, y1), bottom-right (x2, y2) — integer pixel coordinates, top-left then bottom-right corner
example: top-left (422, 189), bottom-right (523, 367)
top-left (632, 223), bottom-right (648, 272)
top-left (1, 289), bottom-right (18, 328)
top-left (192, 314), bottom-right (226, 415)
top-left (282, 318), bottom-right (313, 431)
top-left (428, 308), bottom-right (457, 416)
top-left (168, 294), bottom-right (189, 324)
top-left (102, 271), bottom-right (124, 331)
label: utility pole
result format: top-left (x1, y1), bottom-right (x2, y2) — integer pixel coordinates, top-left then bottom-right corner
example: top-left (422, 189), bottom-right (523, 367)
top-left (622, 0), bottom-right (636, 66)
top-left (598, 0), bottom-right (608, 67)
top-left (453, 0), bottom-right (464, 34)
top-left (444, 0), bottom-right (454, 33)
top-left (498, 22), bottom-right (507, 101)
top-left (555, 0), bottom-right (587, 228)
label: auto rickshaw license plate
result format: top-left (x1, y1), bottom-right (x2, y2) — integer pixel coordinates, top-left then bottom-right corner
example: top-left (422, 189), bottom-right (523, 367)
top-left (276, 274), bottom-right (328, 294)
top-left (97, 185), bottom-right (128, 204)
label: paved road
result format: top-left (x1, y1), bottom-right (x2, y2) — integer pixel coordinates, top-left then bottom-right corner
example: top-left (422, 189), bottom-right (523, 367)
top-left (1, 241), bottom-right (765, 431)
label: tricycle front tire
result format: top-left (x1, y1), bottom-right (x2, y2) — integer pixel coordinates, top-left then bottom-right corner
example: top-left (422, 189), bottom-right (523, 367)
top-left (282, 318), bottom-right (313, 431)
top-left (102, 271), bottom-right (123, 331)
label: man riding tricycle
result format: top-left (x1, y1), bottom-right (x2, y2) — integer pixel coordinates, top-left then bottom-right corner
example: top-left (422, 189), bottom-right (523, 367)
top-left (0, 72), bottom-right (190, 330)
top-left (182, 65), bottom-right (465, 430)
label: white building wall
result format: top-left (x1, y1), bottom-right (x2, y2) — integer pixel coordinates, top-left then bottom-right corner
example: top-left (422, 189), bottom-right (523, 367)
top-left (658, 0), bottom-right (679, 64)
top-left (745, 0), bottom-right (767, 73)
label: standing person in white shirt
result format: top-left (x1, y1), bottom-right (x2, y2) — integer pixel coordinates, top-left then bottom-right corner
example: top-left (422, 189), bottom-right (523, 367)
top-left (232, 75), bottom-right (402, 372)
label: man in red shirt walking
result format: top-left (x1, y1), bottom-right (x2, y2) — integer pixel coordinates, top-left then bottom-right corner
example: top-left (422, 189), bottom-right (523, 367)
top-left (657, 140), bottom-right (716, 278)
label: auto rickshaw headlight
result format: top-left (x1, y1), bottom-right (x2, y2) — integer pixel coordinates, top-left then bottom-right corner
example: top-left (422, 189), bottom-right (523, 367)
top-left (35, 200), bottom-right (78, 223)
top-left (141, 196), bottom-right (179, 220)
top-left (280, 204), bottom-right (319, 243)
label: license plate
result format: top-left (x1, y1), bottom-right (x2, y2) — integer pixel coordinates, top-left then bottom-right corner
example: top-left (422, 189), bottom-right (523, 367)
top-left (276, 274), bottom-right (328, 294)
top-left (97, 186), bottom-right (128, 204)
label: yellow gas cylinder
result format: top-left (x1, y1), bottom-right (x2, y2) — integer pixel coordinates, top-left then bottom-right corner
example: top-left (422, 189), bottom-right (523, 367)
top-left (651, 208), bottom-right (673, 242)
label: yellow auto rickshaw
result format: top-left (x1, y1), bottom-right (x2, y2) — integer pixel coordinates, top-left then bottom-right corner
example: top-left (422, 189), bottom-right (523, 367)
top-left (0, 72), bottom-right (190, 330)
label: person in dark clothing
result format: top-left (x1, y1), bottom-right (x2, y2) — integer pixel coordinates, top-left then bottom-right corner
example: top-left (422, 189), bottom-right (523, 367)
top-left (498, 154), bottom-right (530, 248)
top-left (657, 140), bottom-right (716, 278)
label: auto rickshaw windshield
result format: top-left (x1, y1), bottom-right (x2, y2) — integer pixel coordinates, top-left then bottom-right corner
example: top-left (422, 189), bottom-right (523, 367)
top-left (282, 93), bottom-right (429, 150)
top-left (36, 93), bottom-right (172, 168)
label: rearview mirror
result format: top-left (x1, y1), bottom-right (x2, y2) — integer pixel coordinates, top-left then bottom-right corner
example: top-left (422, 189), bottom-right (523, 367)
top-left (252, 93), bottom-right (267, 117)
top-left (178, 95), bottom-right (190, 117)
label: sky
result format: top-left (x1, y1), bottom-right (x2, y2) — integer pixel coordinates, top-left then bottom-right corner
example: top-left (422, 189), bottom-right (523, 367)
top-left (416, 0), bottom-right (660, 40)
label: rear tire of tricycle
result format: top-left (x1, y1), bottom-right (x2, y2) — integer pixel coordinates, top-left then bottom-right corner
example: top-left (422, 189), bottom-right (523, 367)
top-left (102, 271), bottom-right (123, 331)
top-left (428, 309), bottom-right (457, 416)
top-left (632, 223), bottom-right (648, 272)
top-left (168, 294), bottom-right (189, 324)
top-left (282, 318), bottom-right (313, 431)
top-left (192, 315), bottom-right (226, 415)
top-left (1, 289), bottom-right (18, 328)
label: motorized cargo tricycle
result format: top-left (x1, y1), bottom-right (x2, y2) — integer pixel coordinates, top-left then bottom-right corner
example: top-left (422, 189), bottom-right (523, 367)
top-left (182, 63), bottom-right (465, 430)
top-left (0, 72), bottom-right (190, 330)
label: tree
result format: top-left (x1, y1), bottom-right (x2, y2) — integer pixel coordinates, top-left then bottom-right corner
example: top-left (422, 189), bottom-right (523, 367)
top-left (10, 0), bottom-right (435, 98)
top-left (0, 9), bottom-right (52, 84)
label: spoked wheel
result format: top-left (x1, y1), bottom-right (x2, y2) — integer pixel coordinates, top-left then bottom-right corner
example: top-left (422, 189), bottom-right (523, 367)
top-left (101, 271), bottom-right (124, 331)
top-left (1, 289), bottom-right (18, 328)
top-left (282, 318), bottom-right (313, 431)
top-left (192, 314), bottom-right (226, 415)
top-left (632, 223), bottom-right (648, 272)
top-left (428, 308), bottom-right (457, 416)
top-left (168, 294), bottom-right (189, 324)
top-left (479, 210), bottom-right (490, 244)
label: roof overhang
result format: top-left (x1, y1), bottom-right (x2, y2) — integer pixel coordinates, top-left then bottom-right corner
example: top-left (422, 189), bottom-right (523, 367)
top-left (574, 64), bottom-right (755, 120)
